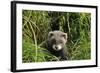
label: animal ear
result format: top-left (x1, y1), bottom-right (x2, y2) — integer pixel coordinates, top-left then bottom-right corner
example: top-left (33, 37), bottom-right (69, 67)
top-left (48, 31), bottom-right (54, 38)
top-left (62, 33), bottom-right (68, 41)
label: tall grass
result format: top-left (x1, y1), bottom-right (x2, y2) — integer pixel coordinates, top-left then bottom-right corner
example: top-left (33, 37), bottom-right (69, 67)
top-left (22, 10), bottom-right (91, 63)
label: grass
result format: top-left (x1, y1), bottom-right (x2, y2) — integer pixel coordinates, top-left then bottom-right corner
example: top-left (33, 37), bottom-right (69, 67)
top-left (22, 10), bottom-right (91, 63)
top-left (22, 39), bottom-right (60, 63)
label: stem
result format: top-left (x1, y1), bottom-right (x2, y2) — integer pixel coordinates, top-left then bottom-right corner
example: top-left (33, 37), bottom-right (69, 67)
top-left (28, 11), bottom-right (38, 62)
top-left (67, 13), bottom-right (70, 33)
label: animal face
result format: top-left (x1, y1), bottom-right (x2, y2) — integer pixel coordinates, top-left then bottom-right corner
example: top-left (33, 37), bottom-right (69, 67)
top-left (48, 31), bottom-right (67, 51)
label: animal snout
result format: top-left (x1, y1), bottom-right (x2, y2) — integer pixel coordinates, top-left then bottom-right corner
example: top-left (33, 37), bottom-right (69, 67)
top-left (55, 46), bottom-right (59, 49)
top-left (53, 45), bottom-right (62, 51)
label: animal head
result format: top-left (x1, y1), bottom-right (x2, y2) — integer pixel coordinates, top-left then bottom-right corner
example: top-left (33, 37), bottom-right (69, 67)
top-left (48, 31), bottom-right (68, 51)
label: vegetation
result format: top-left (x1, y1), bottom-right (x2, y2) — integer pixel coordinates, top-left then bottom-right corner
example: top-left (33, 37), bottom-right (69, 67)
top-left (22, 10), bottom-right (91, 63)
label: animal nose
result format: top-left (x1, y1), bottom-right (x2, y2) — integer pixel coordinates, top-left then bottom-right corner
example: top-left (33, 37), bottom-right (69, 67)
top-left (55, 46), bottom-right (58, 49)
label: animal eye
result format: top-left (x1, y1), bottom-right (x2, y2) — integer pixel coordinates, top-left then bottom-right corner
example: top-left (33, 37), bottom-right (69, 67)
top-left (58, 40), bottom-right (63, 44)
